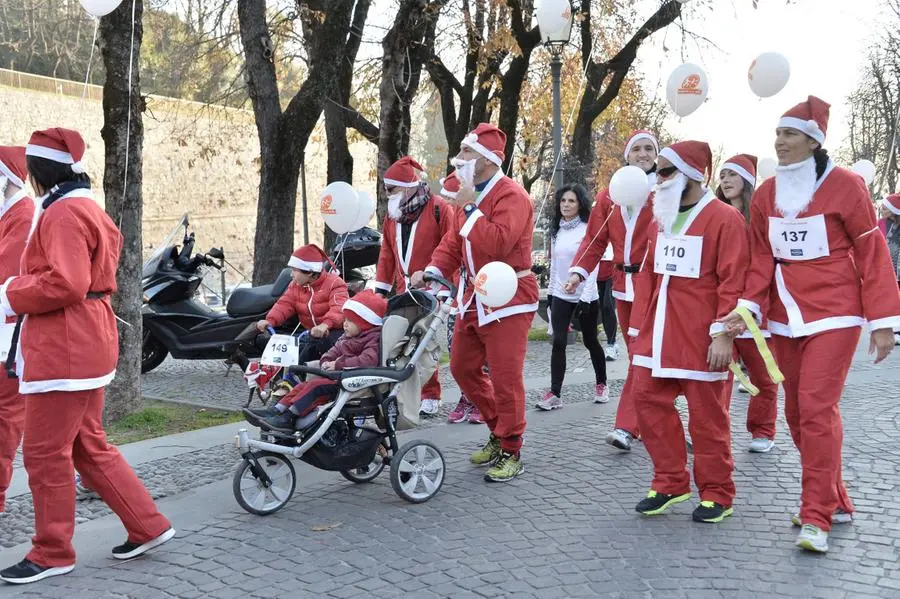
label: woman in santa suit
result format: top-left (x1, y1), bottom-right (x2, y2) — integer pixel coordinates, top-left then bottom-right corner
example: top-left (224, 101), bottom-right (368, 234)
top-left (716, 154), bottom-right (780, 453)
top-left (723, 96), bottom-right (900, 553)
top-left (0, 128), bottom-right (173, 585)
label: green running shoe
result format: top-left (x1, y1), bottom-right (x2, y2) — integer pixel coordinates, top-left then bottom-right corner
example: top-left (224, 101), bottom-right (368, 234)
top-left (635, 490), bottom-right (691, 515)
top-left (692, 501), bottom-right (734, 523)
top-left (470, 434), bottom-right (501, 465)
top-left (484, 451), bottom-right (524, 482)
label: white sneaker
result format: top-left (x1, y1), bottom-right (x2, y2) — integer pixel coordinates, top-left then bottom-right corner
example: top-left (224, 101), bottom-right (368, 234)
top-left (419, 398), bottom-right (441, 416)
top-left (791, 509), bottom-right (852, 527)
top-left (535, 391), bottom-right (562, 411)
top-left (594, 383), bottom-right (610, 404)
top-left (604, 344), bottom-right (619, 361)
top-left (605, 428), bottom-right (632, 451)
top-left (748, 438), bottom-right (775, 453)
top-left (795, 524), bottom-right (828, 553)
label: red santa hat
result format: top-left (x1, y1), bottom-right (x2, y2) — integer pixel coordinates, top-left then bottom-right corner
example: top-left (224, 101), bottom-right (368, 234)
top-left (778, 95), bottom-right (830, 146)
top-left (658, 140), bottom-right (713, 184)
top-left (439, 171), bottom-right (460, 199)
top-left (883, 193), bottom-right (900, 216)
top-left (342, 290), bottom-right (387, 331)
top-left (0, 146), bottom-right (27, 189)
top-left (623, 130), bottom-right (659, 161)
top-left (461, 123), bottom-right (506, 167)
top-left (383, 156), bottom-right (425, 188)
top-left (287, 244), bottom-right (329, 272)
top-left (720, 154), bottom-right (758, 187)
top-left (25, 127), bottom-right (87, 174)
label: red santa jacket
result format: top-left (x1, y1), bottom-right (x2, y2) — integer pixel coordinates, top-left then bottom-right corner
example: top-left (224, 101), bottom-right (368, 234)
top-left (373, 197), bottom-right (455, 295)
top-left (320, 326), bottom-right (381, 370)
top-left (426, 171), bottom-right (539, 326)
top-left (0, 191), bottom-right (34, 285)
top-left (739, 164), bottom-right (900, 337)
top-left (0, 189), bottom-right (122, 393)
top-left (630, 192), bottom-right (749, 381)
top-left (266, 271), bottom-right (348, 331)
top-left (570, 189), bottom-right (655, 304)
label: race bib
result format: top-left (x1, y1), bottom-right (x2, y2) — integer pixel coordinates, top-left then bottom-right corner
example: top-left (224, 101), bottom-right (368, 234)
top-left (260, 334), bottom-right (300, 367)
top-left (653, 234), bottom-right (703, 279)
top-left (0, 323), bottom-right (13, 363)
top-left (768, 215), bottom-right (830, 261)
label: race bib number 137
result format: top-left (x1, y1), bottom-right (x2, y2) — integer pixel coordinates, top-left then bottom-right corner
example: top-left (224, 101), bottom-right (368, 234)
top-left (768, 215), bottom-right (830, 261)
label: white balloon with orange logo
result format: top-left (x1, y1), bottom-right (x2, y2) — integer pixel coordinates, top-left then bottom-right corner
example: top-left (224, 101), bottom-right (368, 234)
top-left (666, 63), bottom-right (708, 117)
top-left (320, 182), bottom-right (360, 234)
top-left (473, 262), bottom-right (518, 308)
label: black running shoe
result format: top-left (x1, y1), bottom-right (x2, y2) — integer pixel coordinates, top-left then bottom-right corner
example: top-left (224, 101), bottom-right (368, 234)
top-left (112, 527), bottom-right (176, 560)
top-left (0, 559), bottom-right (74, 584)
top-left (635, 490), bottom-right (691, 515)
top-left (261, 412), bottom-right (295, 432)
top-left (692, 501), bottom-right (733, 523)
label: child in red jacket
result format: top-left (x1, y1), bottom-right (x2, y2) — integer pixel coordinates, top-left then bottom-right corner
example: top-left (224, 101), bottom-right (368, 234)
top-left (258, 291), bottom-right (388, 432)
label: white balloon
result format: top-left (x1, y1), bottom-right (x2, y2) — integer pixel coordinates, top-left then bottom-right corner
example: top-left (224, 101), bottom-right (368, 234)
top-left (536, 0), bottom-right (572, 41)
top-left (349, 191), bottom-right (376, 231)
top-left (320, 182), bottom-right (360, 234)
top-left (79, 0), bottom-right (123, 17)
top-left (609, 165), bottom-right (651, 208)
top-left (748, 52), bottom-right (790, 98)
top-left (676, 0), bottom-right (692, 3)
top-left (758, 157), bottom-right (777, 181)
top-left (851, 159), bottom-right (876, 186)
top-left (473, 261), bottom-right (518, 308)
top-left (666, 63), bottom-right (708, 117)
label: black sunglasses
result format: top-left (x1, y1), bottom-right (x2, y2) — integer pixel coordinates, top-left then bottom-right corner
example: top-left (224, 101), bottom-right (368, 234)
top-left (656, 165), bottom-right (679, 178)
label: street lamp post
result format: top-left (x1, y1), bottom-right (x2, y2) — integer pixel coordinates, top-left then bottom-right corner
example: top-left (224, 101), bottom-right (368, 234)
top-left (536, 0), bottom-right (573, 191)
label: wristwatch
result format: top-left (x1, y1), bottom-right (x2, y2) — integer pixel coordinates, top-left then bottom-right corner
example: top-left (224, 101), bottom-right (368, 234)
top-left (463, 202), bottom-right (477, 216)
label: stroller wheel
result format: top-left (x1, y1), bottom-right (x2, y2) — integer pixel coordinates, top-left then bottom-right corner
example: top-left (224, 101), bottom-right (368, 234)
top-left (390, 440), bottom-right (445, 503)
top-left (340, 442), bottom-right (388, 484)
top-left (233, 452), bottom-right (296, 516)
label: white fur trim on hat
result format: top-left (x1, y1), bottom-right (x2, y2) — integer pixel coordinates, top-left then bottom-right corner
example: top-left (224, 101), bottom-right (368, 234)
top-left (26, 144), bottom-right (75, 164)
top-left (0, 161), bottom-right (24, 189)
top-left (383, 177), bottom-right (420, 188)
top-left (883, 198), bottom-right (900, 216)
top-left (343, 299), bottom-right (383, 326)
top-left (287, 256), bottom-right (324, 272)
top-left (462, 133), bottom-right (503, 167)
top-left (623, 133), bottom-right (659, 161)
top-left (778, 116), bottom-right (825, 145)
top-left (720, 162), bottom-right (755, 187)
top-left (659, 147), bottom-right (704, 182)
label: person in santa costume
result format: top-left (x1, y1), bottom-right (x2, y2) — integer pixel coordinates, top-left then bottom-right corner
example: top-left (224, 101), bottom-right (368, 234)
top-left (628, 140), bottom-right (748, 524)
top-left (0, 146), bottom-right (34, 516)
top-left (716, 154), bottom-right (780, 453)
top-left (563, 129), bottom-right (659, 452)
top-left (371, 156), bottom-right (454, 417)
top-left (411, 122), bottom-right (539, 483)
top-left (721, 96), bottom-right (900, 553)
top-left (879, 193), bottom-right (900, 345)
top-left (0, 128), bottom-right (173, 585)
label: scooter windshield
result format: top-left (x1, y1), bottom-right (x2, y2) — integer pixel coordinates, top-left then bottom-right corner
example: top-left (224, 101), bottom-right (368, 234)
top-left (142, 213), bottom-right (189, 279)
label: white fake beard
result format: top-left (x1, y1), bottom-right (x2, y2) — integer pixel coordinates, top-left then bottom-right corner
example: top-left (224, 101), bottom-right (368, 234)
top-left (450, 157), bottom-right (476, 188)
top-left (652, 172), bottom-right (687, 233)
top-left (775, 156), bottom-right (816, 217)
top-left (387, 194), bottom-right (402, 220)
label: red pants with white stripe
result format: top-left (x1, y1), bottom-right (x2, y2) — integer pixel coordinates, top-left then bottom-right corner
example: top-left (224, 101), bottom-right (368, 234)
top-left (734, 337), bottom-right (780, 440)
top-left (613, 300), bottom-right (639, 437)
top-left (450, 311), bottom-right (531, 454)
top-left (633, 366), bottom-right (735, 506)
top-left (771, 328), bottom-right (858, 531)
top-left (421, 371), bottom-right (441, 401)
top-left (22, 388), bottom-right (171, 567)
top-left (0, 376), bottom-right (24, 512)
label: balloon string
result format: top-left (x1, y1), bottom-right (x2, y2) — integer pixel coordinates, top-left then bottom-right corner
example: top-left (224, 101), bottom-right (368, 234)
top-left (81, 19), bottom-right (99, 102)
top-left (571, 205), bottom-right (616, 271)
top-left (120, 0), bottom-right (137, 230)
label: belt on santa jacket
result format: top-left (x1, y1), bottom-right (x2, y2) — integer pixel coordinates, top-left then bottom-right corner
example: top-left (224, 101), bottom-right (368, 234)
top-left (86, 291), bottom-right (108, 299)
top-left (615, 263), bottom-right (640, 274)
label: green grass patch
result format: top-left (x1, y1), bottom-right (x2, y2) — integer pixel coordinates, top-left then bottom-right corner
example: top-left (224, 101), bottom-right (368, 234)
top-left (528, 327), bottom-right (550, 342)
top-left (439, 351), bottom-right (450, 365)
top-left (105, 401), bottom-right (244, 445)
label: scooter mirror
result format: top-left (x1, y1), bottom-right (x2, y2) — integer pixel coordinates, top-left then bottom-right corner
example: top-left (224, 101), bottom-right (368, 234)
top-left (208, 247), bottom-right (225, 260)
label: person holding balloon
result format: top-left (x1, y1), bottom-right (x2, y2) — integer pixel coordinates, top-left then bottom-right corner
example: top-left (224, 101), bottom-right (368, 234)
top-left (563, 129), bottom-right (659, 452)
top-left (370, 156), bottom-right (455, 418)
top-left (628, 140), bottom-right (748, 524)
top-left (716, 154), bottom-right (781, 453)
top-left (721, 96), bottom-right (900, 553)
top-left (411, 122), bottom-right (539, 483)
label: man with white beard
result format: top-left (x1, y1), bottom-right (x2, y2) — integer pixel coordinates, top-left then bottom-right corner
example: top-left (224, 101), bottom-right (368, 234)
top-left (627, 140), bottom-right (748, 524)
top-left (721, 96), bottom-right (900, 553)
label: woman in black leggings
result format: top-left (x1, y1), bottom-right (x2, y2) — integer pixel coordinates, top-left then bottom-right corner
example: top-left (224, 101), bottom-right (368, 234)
top-left (536, 184), bottom-right (609, 410)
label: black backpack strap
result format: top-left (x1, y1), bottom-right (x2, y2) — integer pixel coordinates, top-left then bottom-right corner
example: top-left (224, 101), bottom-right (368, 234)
top-left (4, 316), bottom-right (23, 379)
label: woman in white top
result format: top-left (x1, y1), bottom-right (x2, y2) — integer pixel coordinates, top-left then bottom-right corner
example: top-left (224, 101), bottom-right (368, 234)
top-left (537, 184), bottom-right (609, 410)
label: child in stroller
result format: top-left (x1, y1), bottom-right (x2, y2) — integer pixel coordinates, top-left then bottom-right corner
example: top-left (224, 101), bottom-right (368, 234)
top-left (245, 291), bottom-right (387, 433)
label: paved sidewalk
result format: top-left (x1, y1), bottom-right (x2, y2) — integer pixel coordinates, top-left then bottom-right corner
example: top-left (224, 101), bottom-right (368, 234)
top-left (1, 340), bottom-right (898, 598)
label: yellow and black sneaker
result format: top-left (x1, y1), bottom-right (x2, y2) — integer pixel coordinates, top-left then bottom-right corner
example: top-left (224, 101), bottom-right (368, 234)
top-left (692, 501), bottom-right (733, 523)
top-left (635, 490), bottom-right (691, 515)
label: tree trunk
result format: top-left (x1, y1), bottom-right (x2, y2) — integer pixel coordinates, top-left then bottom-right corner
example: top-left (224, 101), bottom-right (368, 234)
top-left (99, 0), bottom-right (144, 422)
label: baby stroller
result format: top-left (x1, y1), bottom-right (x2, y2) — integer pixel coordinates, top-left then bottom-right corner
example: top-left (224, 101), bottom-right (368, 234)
top-left (232, 273), bottom-right (454, 514)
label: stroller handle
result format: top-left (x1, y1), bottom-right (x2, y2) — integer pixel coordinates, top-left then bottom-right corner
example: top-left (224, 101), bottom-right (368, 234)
top-left (422, 272), bottom-right (457, 300)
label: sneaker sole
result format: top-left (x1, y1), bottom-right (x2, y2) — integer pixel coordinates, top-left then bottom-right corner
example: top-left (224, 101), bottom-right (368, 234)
top-left (0, 564), bottom-right (74, 584)
top-left (535, 403), bottom-right (563, 411)
top-left (605, 436), bottom-right (631, 451)
top-left (447, 415), bottom-right (467, 423)
top-left (112, 528), bottom-right (176, 560)
top-left (791, 513), bottom-right (853, 527)
top-left (748, 442), bottom-right (775, 453)
top-left (795, 537), bottom-right (828, 553)
top-left (637, 493), bottom-right (691, 516)
top-left (468, 419), bottom-right (485, 425)
top-left (593, 397), bottom-right (610, 404)
top-left (484, 464), bottom-right (525, 483)
top-left (693, 507), bottom-right (734, 523)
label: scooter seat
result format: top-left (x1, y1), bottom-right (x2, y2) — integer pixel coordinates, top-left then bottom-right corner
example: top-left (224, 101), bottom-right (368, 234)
top-left (226, 268), bottom-right (293, 317)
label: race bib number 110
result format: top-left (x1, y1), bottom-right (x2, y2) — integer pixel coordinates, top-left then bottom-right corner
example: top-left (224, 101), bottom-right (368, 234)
top-left (653, 234), bottom-right (703, 279)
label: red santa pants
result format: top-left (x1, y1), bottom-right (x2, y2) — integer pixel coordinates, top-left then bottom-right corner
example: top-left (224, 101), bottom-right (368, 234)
top-left (450, 311), bottom-right (531, 454)
top-left (613, 300), bottom-right (639, 436)
top-left (633, 366), bottom-right (735, 506)
top-left (22, 388), bottom-right (171, 567)
top-left (278, 378), bottom-right (340, 416)
top-left (734, 337), bottom-right (780, 440)
top-left (771, 328), bottom-right (858, 531)
top-left (421, 371), bottom-right (441, 401)
top-left (0, 376), bottom-right (24, 511)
